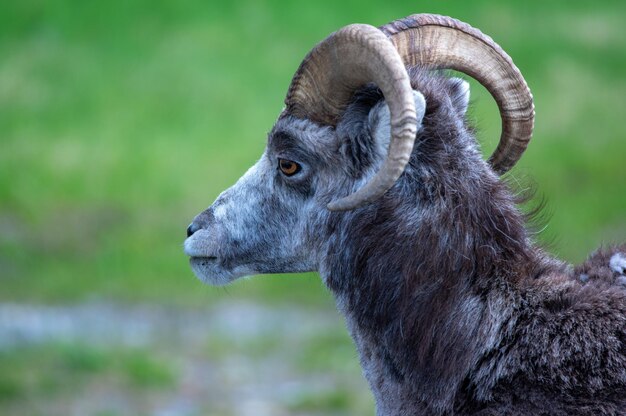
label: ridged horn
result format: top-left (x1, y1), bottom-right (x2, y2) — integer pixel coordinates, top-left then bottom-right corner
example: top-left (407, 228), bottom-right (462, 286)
top-left (284, 24), bottom-right (418, 211)
top-left (380, 14), bottom-right (534, 174)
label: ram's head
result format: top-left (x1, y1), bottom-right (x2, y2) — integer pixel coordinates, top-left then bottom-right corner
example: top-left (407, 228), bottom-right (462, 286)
top-left (184, 14), bottom-right (534, 285)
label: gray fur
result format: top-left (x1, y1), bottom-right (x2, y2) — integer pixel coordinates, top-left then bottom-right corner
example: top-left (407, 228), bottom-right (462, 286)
top-left (185, 69), bottom-right (626, 415)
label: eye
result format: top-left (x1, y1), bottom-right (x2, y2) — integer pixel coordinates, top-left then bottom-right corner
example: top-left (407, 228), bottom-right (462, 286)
top-left (278, 158), bottom-right (301, 176)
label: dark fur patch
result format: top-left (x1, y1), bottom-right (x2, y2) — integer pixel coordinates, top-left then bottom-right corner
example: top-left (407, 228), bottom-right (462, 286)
top-left (336, 84), bottom-right (385, 177)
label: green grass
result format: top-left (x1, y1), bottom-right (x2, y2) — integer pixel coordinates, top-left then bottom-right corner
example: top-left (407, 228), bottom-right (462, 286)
top-left (295, 329), bottom-right (360, 375)
top-left (0, 0), bottom-right (625, 305)
top-left (287, 389), bottom-right (366, 414)
top-left (0, 343), bottom-right (175, 407)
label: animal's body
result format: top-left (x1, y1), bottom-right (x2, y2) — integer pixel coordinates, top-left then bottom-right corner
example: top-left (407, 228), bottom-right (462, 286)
top-left (184, 14), bottom-right (626, 415)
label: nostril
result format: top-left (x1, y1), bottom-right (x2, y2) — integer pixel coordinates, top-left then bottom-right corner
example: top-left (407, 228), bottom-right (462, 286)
top-left (187, 209), bottom-right (213, 238)
top-left (187, 223), bottom-right (200, 238)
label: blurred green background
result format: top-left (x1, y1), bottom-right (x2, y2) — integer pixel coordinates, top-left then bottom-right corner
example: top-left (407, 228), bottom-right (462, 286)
top-left (0, 0), bottom-right (624, 415)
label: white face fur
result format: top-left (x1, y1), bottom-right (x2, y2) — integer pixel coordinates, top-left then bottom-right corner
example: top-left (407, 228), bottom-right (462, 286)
top-left (184, 154), bottom-right (320, 285)
top-left (184, 90), bottom-right (429, 285)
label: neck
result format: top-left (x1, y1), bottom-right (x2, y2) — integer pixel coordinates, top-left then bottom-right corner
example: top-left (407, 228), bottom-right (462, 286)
top-left (320, 175), bottom-right (545, 415)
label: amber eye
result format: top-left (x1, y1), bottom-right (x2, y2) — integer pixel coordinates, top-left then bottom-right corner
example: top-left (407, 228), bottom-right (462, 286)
top-left (278, 158), bottom-right (301, 176)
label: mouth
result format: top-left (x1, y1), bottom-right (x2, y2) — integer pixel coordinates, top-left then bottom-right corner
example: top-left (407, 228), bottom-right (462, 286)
top-left (184, 233), bottom-right (254, 286)
top-left (189, 255), bottom-right (218, 261)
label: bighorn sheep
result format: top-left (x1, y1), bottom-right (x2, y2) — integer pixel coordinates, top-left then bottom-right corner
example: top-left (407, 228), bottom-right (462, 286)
top-left (184, 14), bottom-right (626, 415)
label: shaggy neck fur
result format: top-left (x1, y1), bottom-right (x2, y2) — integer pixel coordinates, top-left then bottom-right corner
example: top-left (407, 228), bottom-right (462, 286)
top-left (320, 73), bottom-right (564, 414)
top-left (321, 163), bottom-right (547, 414)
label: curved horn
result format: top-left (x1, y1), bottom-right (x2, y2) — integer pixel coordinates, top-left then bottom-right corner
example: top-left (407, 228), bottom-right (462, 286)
top-left (380, 14), bottom-right (534, 174)
top-left (285, 24), bottom-right (418, 211)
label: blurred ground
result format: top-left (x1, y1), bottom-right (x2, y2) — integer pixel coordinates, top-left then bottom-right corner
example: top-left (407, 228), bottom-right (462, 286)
top-left (0, 301), bottom-right (372, 416)
top-left (0, 0), bottom-right (624, 415)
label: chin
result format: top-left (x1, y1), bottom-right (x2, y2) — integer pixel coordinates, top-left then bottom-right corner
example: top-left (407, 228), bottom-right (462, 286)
top-left (189, 257), bottom-right (251, 286)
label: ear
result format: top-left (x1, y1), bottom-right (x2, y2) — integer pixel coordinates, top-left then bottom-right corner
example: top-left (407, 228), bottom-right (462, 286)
top-left (447, 77), bottom-right (470, 117)
top-left (368, 90), bottom-right (426, 151)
